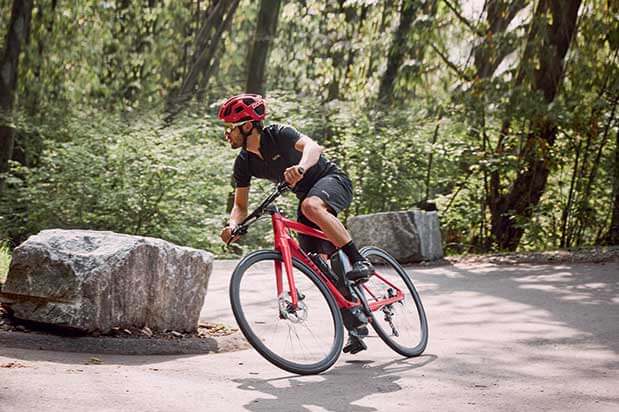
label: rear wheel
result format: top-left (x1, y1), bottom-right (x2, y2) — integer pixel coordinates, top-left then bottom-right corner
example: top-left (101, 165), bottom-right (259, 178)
top-left (360, 246), bottom-right (428, 357)
top-left (229, 250), bottom-right (344, 375)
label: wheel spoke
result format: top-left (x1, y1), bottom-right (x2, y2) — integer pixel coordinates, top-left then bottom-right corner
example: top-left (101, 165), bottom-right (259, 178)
top-left (361, 247), bottom-right (428, 357)
top-left (230, 252), bottom-right (344, 374)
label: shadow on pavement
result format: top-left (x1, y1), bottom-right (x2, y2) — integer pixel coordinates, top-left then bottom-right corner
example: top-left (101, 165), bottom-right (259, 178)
top-left (232, 355), bottom-right (437, 412)
top-left (412, 262), bottom-right (618, 356)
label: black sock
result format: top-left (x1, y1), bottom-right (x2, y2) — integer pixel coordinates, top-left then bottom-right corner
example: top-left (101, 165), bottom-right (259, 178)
top-left (341, 241), bottom-right (364, 264)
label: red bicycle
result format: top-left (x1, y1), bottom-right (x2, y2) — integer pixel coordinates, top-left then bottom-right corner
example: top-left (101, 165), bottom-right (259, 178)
top-left (228, 182), bottom-right (428, 375)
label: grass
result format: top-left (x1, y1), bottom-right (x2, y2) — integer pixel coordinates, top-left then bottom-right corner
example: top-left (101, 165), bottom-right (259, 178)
top-left (0, 241), bottom-right (10, 284)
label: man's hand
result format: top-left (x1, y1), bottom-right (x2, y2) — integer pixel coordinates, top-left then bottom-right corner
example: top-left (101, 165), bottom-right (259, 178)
top-left (220, 224), bottom-right (239, 244)
top-left (283, 165), bottom-right (305, 187)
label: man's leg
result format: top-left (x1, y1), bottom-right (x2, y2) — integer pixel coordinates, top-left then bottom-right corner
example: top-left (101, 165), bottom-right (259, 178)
top-left (300, 195), bottom-right (371, 354)
top-left (300, 196), bottom-right (350, 247)
top-left (300, 196), bottom-right (373, 281)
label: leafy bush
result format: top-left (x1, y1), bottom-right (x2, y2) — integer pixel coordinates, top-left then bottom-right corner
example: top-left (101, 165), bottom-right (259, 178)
top-left (0, 241), bottom-right (10, 284)
top-left (1, 109), bottom-right (233, 253)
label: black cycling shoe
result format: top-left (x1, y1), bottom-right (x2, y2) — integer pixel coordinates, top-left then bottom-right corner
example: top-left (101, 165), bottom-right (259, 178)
top-left (342, 326), bottom-right (369, 354)
top-left (354, 325), bottom-right (369, 338)
top-left (343, 335), bottom-right (368, 355)
top-left (346, 260), bottom-right (374, 283)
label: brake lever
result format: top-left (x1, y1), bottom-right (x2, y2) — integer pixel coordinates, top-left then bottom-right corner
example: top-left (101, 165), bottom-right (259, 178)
top-left (277, 181), bottom-right (290, 193)
top-left (225, 183), bottom-right (289, 247)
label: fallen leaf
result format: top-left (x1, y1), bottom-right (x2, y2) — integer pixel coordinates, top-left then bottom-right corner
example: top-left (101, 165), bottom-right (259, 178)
top-left (86, 357), bottom-right (103, 365)
top-left (0, 362), bottom-right (28, 368)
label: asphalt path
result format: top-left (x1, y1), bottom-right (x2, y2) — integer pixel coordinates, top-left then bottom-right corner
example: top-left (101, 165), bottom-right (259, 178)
top-left (1, 259), bottom-right (617, 411)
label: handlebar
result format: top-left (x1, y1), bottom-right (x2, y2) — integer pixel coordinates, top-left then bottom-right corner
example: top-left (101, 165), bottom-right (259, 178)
top-left (226, 182), bottom-right (290, 245)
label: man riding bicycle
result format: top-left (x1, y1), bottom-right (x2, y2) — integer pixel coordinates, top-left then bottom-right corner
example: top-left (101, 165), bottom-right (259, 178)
top-left (218, 94), bottom-right (374, 353)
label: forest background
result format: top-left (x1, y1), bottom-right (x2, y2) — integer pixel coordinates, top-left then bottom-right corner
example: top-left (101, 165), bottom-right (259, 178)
top-left (0, 0), bottom-right (617, 269)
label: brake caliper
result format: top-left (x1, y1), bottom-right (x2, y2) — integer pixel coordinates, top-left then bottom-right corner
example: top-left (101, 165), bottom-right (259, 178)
top-left (278, 290), bottom-right (307, 323)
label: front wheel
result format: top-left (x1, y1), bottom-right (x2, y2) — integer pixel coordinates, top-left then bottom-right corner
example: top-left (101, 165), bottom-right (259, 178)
top-left (229, 250), bottom-right (344, 375)
top-left (360, 246), bottom-right (428, 357)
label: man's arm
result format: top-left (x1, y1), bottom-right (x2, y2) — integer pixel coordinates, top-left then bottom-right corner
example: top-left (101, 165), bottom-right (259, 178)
top-left (229, 186), bottom-right (249, 226)
top-left (221, 187), bottom-right (249, 243)
top-left (295, 135), bottom-right (322, 170)
top-left (284, 135), bottom-right (323, 186)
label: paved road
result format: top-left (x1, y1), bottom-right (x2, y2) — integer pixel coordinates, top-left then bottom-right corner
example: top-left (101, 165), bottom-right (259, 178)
top-left (1, 260), bottom-right (618, 411)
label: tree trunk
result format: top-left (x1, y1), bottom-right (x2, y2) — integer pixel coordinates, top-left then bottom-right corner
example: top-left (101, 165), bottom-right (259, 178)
top-left (245, 0), bottom-right (282, 95)
top-left (468, 0), bottom-right (526, 251)
top-left (607, 125), bottom-right (619, 245)
top-left (166, 0), bottom-right (239, 120)
top-left (377, 0), bottom-right (419, 105)
top-left (489, 0), bottom-right (582, 250)
top-left (0, 0), bottom-right (33, 194)
top-left (473, 0), bottom-right (527, 79)
top-left (366, 0), bottom-right (394, 82)
top-left (339, 4), bottom-right (368, 99)
top-left (560, 137), bottom-right (581, 247)
top-left (23, 0), bottom-right (57, 116)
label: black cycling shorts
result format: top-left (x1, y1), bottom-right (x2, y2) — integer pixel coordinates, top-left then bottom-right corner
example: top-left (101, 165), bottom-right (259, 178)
top-left (297, 173), bottom-right (353, 255)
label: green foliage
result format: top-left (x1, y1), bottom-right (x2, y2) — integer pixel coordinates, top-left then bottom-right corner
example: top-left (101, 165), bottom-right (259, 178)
top-left (1, 0), bottom-right (617, 256)
top-left (1, 109), bottom-right (233, 252)
top-left (0, 241), bottom-right (10, 284)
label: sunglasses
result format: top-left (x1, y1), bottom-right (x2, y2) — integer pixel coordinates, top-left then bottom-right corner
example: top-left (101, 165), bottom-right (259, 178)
top-left (224, 120), bottom-right (248, 134)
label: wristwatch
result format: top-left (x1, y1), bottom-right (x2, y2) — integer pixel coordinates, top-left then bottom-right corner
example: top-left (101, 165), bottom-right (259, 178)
top-left (297, 166), bottom-right (305, 175)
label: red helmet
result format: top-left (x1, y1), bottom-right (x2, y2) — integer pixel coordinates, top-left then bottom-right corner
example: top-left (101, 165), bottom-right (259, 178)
top-left (218, 94), bottom-right (267, 123)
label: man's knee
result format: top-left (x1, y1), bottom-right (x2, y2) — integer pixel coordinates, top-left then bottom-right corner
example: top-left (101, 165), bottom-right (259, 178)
top-left (300, 196), bottom-right (328, 220)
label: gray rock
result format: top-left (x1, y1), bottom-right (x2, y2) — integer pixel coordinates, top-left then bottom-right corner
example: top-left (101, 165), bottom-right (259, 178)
top-left (0, 229), bottom-right (212, 333)
top-left (347, 210), bottom-right (443, 263)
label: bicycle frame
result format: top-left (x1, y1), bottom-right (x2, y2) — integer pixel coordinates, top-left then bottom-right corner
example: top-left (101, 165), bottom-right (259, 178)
top-left (270, 211), bottom-right (405, 312)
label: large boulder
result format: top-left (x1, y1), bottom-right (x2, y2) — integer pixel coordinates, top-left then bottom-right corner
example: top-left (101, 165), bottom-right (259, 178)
top-left (347, 210), bottom-right (443, 263)
top-left (0, 229), bottom-right (213, 333)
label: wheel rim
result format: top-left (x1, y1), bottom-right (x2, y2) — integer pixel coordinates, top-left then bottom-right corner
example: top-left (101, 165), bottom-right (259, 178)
top-left (234, 256), bottom-right (341, 369)
top-left (361, 250), bottom-right (427, 354)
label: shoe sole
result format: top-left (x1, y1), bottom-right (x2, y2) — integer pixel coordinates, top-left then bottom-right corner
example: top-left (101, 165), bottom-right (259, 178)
top-left (343, 337), bottom-right (368, 354)
top-left (343, 342), bottom-right (367, 354)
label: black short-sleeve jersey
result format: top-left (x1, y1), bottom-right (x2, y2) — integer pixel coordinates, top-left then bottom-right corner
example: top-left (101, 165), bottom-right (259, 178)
top-left (232, 123), bottom-right (344, 197)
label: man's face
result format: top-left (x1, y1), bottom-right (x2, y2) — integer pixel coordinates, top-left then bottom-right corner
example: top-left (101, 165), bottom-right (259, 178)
top-left (225, 125), bottom-right (244, 149)
top-left (224, 121), bottom-right (248, 149)
top-left (224, 121), bottom-right (252, 149)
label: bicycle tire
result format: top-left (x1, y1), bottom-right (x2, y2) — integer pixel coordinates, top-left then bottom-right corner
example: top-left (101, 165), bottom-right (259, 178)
top-left (360, 246), bottom-right (428, 357)
top-left (229, 250), bottom-right (344, 375)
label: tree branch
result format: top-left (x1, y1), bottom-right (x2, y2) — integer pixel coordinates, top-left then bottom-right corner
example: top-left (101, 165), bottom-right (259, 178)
top-left (442, 0), bottom-right (485, 37)
top-left (430, 43), bottom-right (473, 81)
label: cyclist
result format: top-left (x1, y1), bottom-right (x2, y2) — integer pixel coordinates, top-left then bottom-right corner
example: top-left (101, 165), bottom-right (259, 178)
top-left (218, 93), bottom-right (373, 353)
